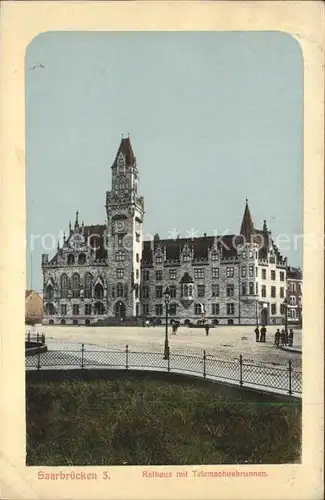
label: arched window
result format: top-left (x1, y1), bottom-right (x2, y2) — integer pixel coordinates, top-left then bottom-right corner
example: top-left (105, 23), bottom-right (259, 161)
top-left (84, 273), bottom-right (93, 298)
top-left (45, 302), bottom-right (55, 315)
top-left (194, 303), bottom-right (202, 315)
top-left (94, 301), bottom-right (105, 315)
top-left (67, 254), bottom-right (75, 265)
top-left (72, 273), bottom-right (80, 298)
top-left (78, 253), bottom-right (86, 265)
top-left (94, 283), bottom-right (104, 299)
top-left (116, 283), bottom-right (124, 298)
top-left (60, 319), bottom-right (66, 325)
top-left (60, 273), bottom-right (69, 298)
top-left (124, 283), bottom-right (128, 299)
top-left (45, 284), bottom-right (54, 300)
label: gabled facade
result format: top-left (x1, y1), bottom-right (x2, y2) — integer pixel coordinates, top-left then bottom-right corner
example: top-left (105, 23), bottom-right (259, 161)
top-left (42, 137), bottom-right (295, 326)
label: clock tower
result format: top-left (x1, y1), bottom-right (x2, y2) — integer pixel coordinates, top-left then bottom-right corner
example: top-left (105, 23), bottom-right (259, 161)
top-left (105, 136), bottom-right (144, 318)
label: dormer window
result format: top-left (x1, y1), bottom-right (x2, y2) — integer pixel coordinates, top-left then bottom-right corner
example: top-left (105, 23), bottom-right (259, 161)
top-left (183, 254), bottom-right (190, 262)
top-left (156, 255), bottom-right (163, 264)
top-left (117, 152), bottom-right (126, 173)
top-left (211, 252), bottom-right (218, 261)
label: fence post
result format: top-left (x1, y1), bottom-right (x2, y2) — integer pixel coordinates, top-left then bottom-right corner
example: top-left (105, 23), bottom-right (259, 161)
top-left (203, 350), bottom-right (206, 379)
top-left (27, 331), bottom-right (30, 342)
top-left (81, 343), bottom-right (84, 369)
top-left (37, 350), bottom-right (41, 371)
top-left (125, 345), bottom-right (129, 370)
top-left (239, 355), bottom-right (243, 386)
top-left (41, 334), bottom-right (45, 345)
top-left (288, 359), bottom-right (292, 395)
top-left (37, 332), bottom-right (39, 344)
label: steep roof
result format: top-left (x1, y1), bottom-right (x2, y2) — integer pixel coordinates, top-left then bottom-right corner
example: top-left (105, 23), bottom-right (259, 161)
top-left (25, 290), bottom-right (33, 299)
top-left (112, 137), bottom-right (136, 167)
top-left (287, 266), bottom-right (302, 280)
top-left (141, 235), bottom-right (238, 266)
top-left (240, 199), bottom-right (255, 241)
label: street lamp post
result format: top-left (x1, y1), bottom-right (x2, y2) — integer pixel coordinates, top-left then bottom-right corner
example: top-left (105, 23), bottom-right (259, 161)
top-left (163, 287), bottom-right (171, 360)
top-left (283, 298), bottom-right (288, 333)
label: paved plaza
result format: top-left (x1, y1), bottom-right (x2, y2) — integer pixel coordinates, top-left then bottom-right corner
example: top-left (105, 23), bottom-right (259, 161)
top-left (26, 324), bottom-right (302, 370)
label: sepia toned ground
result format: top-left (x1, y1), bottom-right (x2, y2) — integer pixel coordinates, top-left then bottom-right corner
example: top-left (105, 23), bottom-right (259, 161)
top-left (26, 324), bottom-right (302, 369)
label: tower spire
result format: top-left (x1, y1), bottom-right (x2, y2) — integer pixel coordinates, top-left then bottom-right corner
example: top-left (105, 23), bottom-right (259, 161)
top-left (75, 211), bottom-right (79, 229)
top-left (240, 199), bottom-right (255, 242)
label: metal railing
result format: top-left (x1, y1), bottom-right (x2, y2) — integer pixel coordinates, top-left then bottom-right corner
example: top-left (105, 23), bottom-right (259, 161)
top-left (25, 331), bottom-right (46, 345)
top-left (25, 344), bottom-right (302, 396)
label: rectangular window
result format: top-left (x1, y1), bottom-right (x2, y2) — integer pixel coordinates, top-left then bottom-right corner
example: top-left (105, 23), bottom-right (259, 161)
top-left (242, 251), bottom-right (246, 260)
top-left (226, 267), bottom-right (234, 278)
top-left (261, 285), bottom-right (266, 298)
top-left (249, 250), bottom-right (253, 259)
top-left (61, 304), bottom-right (67, 315)
top-left (156, 270), bottom-right (163, 281)
top-left (249, 266), bottom-right (254, 277)
top-left (212, 267), bottom-right (219, 279)
top-left (142, 286), bottom-right (149, 298)
top-left (212, 284), bottom-right (219, 297)
top-left (280, 304), bottom-right (284, 315)
top-left (156, 286), bottom-right (163, 298)
top-left (169, 303), bottom-right (177, 316)
top-left (280, 271), bottom-right (284, 281)
top-left (136, 253), bottom-right (139, 263)
top-left (72, 304), bottom-right (79, 316)
top-left (290, 296), bottom-right (296, 306)
top-left (142, 304), bottom-right (149, 316)
top-left (194, 268), bottom-right (205, 279)
top-left (242, 283), bottom-right (246, 296)
top-left (169, 269), bottom-right (177, 280)
top-left (256, 283), bottom-right (258, 294)
top-left (262, 269), bottom-right (266, 280)
top-left (136, 233), bottom-right (140, 242)
top-left (143, 270), bottom-right (149, 281)
top-left (249, 282), bottom-right (254, 295)
top-left (212, 303), bottom-right (219, 315)
top-left (227, 284), bottom-right (234, 297)
top-left (197, 285), bottom-right (205, 297)
top-left (271, 286), bottom-right (276, 298)
top-left (118, 237), bottom-right (123, 247)
top-left (116, 268), bottom-right (124, 279)
top-left (116, 251), bottom-right (124, 261)
top-left (271, 270), bottom-right (276, 280)
top-left (156, 255), bottom-right (163, 264)
top-left (241, 266), bottom-right (247, 277)
top-left (256, 267), bottom-right (258, 277)
top-left (271, 304), bottom-right (277, 315)
top-left (183, 254), bottom-right (190, 262)
top-left (170, 285), bottom-right (177, 298)
top-left (136, 269), bottom-right (139, 279)
top-left (155, 304), bottom-right (163, 316)
top-left (227, 303), bottom-right (235, 315)
top-left (85, 304), bottom-right (92, 315)
top-left (280, 287), bottom-right (284, 298)
top-left (211, 252), bottom-right (218, 261)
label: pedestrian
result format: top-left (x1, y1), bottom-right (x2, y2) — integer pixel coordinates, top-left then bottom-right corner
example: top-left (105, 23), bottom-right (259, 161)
top-left (254, 326), bottom-right (260, 342)
top-left (288, 329), bottom-right (294, 347)
top-left (285, 329), bottom-right (289, 346)
top-left (260, 326), bottom-right (266, 343)
top-left (205, 324), bottom-right (210, 336)
top-left (145, 319), bottom-right (150, 327)
top-left (280, 329), bottom-right (286, 347)
top-left (172, 323), bottom-right (177, 335)
top-left (275, 329), bottom-right (280, 348)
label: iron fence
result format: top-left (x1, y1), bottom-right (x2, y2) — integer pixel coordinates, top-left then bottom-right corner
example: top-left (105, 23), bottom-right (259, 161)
top-left (25, 344), bottom-right (302, 396)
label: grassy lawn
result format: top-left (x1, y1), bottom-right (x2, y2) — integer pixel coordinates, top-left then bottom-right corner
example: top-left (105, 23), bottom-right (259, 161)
top-left (26, 375), bottom-right (301, 466)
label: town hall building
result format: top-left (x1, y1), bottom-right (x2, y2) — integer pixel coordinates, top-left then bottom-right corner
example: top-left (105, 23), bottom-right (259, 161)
top-left (42, 137), bottom-right (291, 326)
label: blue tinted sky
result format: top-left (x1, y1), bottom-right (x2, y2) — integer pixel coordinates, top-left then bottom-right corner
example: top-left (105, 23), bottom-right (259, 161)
top-left (26, 31), bottom-right (303, 291)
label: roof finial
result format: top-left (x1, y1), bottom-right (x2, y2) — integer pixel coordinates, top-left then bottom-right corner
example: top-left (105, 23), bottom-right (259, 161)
top-left (69, 220), bottom-right (72, 233)
top-left (63, 232), bottom-right (66, 242)
top-left (128, 132), bottom-right (130, 138)
top-left (121, 133), bottom-right (124, 139)
top-left (75, 210), bottom-right (79, 229)
top-left (246, 198), bottom-right (248, 204)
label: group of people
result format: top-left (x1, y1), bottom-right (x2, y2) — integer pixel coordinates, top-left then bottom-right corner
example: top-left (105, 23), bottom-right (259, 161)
top-left (274, 328), bottom-right (294, 348)
top-left (254, 326), bottom-right (267, 343)
top-left (254, 325), bottom-right (295, 348)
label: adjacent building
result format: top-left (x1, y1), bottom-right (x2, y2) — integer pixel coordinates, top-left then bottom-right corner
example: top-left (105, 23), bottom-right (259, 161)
top-left (25, 290), bottom-right (43, 325)
top-left (42, 137), bottom-right (300, 326)
top-left (286, 266), bottom-right (303, 326)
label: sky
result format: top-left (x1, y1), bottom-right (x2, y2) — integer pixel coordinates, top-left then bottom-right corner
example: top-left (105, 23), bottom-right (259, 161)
top-left (26, 31), bottom-right (303, 292)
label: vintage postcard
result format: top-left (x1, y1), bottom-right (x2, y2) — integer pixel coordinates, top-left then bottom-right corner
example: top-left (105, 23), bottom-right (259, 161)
top-left (0, 1), bottom-right (324, 499)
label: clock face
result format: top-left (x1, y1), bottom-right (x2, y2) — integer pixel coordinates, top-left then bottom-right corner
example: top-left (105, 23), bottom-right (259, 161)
top-left (116, 221), bottom-right (125, 232)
